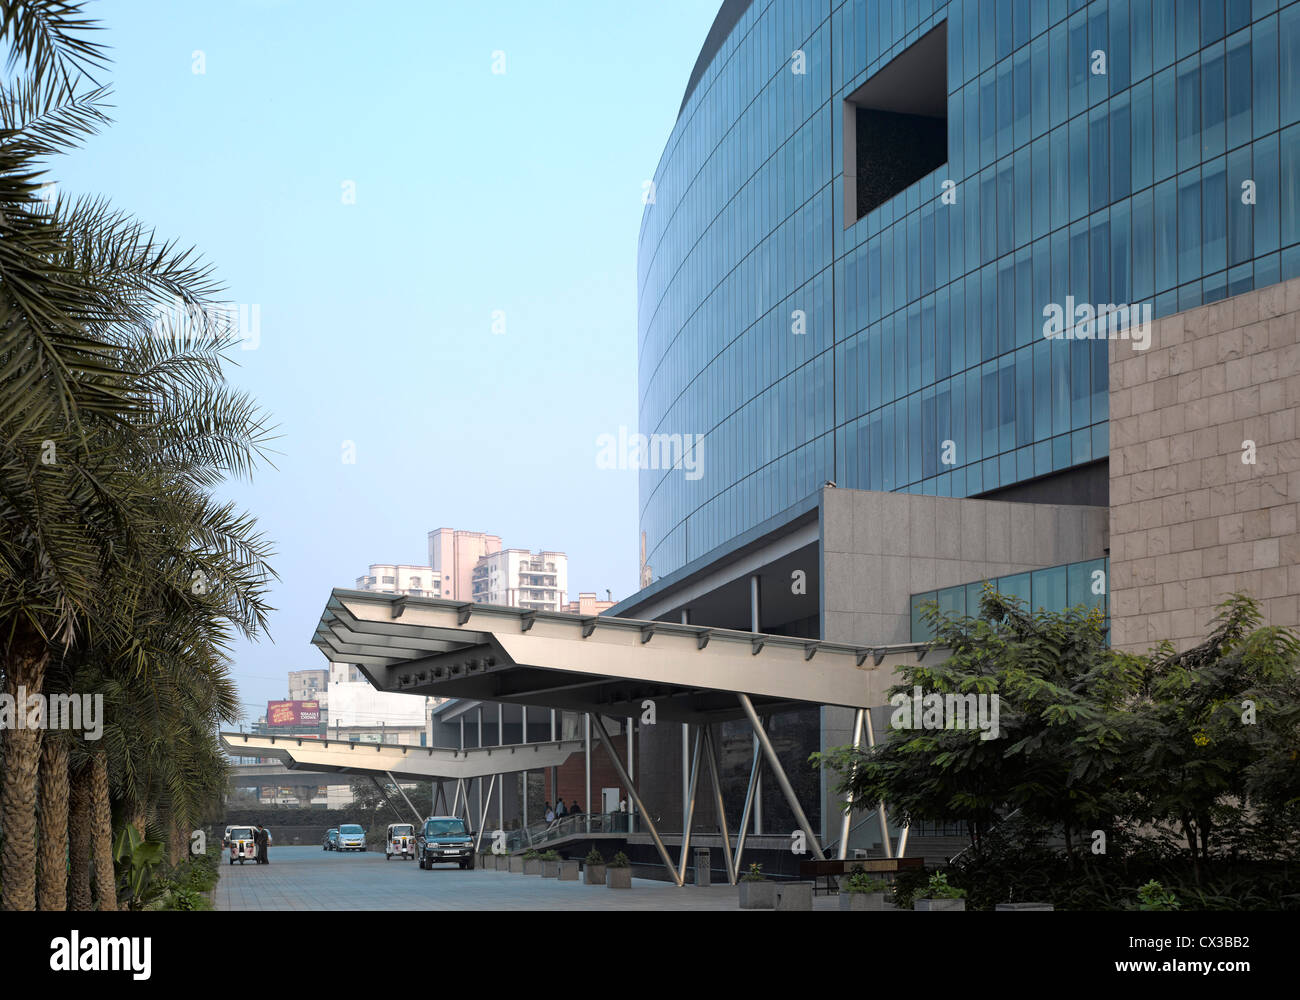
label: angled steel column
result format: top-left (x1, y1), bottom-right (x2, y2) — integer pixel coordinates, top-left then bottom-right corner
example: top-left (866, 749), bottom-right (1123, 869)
top-left (838, 709), bottom-right (866, 859)
top-left (738, 692), bottom-right (825, 861)
top-left (498, 703), bottom-right (505, 834)
top-left (680, 610), bottom-right (690, 839)
top-left (750, 575), bottom-right (764, 836)
top-left (733, 739), bottom-right (761, 873)
top-left (584, 712), bottom-right (592, 834)
top-left (626, 715), bottom-right (635, 834)
top-left (702, 724), bottom-right (737, 884)
top-left (678, 726), bottom-right (703, 884)
top-left (521, 704), bottom-right (528, 829)
top-left (864, 709), bottom-right (892, 859)
top-left (386, 771), bottom-right (424, 826)
top-left (474, 774), bottom-right (496, 851)
top-left (590, 713), bottom-right (682, 887)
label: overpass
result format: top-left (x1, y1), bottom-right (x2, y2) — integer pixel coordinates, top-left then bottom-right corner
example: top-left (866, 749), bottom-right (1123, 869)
top-left (221, 730), bottom-right (587, 836)
top-left (311, 589), bottom-right (944, 886)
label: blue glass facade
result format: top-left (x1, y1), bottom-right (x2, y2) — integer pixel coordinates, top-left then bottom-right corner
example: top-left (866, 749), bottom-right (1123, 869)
top-left (638, 0), bottom-right (1300, 580)
top-left (909, 555), bottom-right (1110, 640)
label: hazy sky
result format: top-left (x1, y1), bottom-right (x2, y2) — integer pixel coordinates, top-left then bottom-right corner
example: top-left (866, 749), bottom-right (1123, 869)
top-left (57, 0), bottom-right (722, 723)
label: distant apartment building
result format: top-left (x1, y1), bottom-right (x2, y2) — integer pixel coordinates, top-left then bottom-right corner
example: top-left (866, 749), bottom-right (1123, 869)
top-left (562, 592), bottom-right (616, 616)
top-left (355, 563), bottom-right (441, 597)
top-left (471, 549), bottom-right (569, 610)
top-left (428, 528), bottom-right (501, 601)
top-left (288, 668), bottom-right (327, 706)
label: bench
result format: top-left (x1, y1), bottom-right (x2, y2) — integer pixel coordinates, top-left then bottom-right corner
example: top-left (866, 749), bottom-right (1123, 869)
top-left (798, 857), bottom-right (926, 895)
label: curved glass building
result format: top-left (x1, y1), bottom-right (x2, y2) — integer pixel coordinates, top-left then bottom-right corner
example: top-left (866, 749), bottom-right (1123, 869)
top-left (637, 0), bottom-right (1300, 582)
top-left (615, 0), bottom-right (1300, 849)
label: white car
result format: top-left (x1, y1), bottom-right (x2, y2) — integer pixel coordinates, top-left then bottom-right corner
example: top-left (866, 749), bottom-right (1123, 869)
top-left (338, 824), bottom-right (366, 851)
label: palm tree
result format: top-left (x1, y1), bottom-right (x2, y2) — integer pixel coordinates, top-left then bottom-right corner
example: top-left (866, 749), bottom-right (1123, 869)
top-left (1, 0), bottom-right (275, 908)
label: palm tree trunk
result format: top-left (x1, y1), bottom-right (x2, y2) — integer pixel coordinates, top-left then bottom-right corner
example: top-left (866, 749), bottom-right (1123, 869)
top-left (68, 763), bottom-right (93, 911)
top-left (37, 738), bottom-right (69, 910)
top-left (1, 630), bottom-right (48, 911)
top-left (89, 752), bottom-right (117, 911)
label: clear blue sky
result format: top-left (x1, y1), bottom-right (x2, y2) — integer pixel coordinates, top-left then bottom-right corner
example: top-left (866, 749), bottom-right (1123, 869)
top-left (57, 0), bottom-right (722, 723)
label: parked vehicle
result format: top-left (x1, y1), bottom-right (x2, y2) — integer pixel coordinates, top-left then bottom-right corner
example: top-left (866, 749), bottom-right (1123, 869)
top-left (417, 816), bottom-right (474, 870)
top-left (223, 825), bottom-right (237, 848)
top-left (338, 824), bottom-right (366, 851)
top-left (323, 828), bottom-right (339, 851)
top-left (228, 826), bottom-right (256, 865)
top-left (386, 823), bottom-right (416, 860)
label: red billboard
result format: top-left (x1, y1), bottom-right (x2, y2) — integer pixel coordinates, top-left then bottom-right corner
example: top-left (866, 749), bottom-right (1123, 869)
top-left (266, 700), bottom-right (321, 727)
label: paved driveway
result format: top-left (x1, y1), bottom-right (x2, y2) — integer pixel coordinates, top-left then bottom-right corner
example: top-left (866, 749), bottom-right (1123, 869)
top-left (213, 845), bottom-right (837, 911)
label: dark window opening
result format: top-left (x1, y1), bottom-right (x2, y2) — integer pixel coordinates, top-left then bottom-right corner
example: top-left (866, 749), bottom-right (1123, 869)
top-left (845, 22), bottom-right (948, 225)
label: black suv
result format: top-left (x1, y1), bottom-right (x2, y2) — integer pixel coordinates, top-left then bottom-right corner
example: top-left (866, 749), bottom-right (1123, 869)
top-left (417, 816), bottom-right (475, 869)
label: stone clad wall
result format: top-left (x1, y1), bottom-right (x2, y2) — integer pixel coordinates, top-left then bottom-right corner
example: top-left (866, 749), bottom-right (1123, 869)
top-left (1109, 278), bottom-right (1300, 653)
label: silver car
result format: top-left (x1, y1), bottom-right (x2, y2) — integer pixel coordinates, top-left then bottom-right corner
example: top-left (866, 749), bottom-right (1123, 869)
top-left (338, 823), bottom-right (366, 851)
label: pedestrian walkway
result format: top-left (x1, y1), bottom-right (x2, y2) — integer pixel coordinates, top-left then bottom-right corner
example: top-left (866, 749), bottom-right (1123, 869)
top-left (214, 846), bottom-right (842, 911)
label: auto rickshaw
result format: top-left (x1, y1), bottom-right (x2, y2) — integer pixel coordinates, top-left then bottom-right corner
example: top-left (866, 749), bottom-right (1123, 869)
top-left (228, 825), bottom-right (256, 864)
top-left (386, 822), bottom-right (416, 860)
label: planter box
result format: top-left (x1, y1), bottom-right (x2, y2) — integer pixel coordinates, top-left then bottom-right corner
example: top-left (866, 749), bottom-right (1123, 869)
top-left (775, 882), bottom-right (813, 911)
top-left (542, 860), bottom-right (560, 878)
top-left (606, 867), bottom-right (632, 889)
top-left (914, 898), bottom-right (966, 911)
top-left (995, 902), bottom-right (1054, 911)
top-left (523, 859), bottom-right (543, 875)
top-left (494, 854), bottom-right (508, 871)
top-left (558, 860), bottom-right (580, 881)
top-left (509, 856), bottom-right (524, 873)
top-left (840, 891), bottom-right (893, 911)
top-left (584, 864), bottom-right (607, 885)
top-left (738, 881), bottom-right (777, 909)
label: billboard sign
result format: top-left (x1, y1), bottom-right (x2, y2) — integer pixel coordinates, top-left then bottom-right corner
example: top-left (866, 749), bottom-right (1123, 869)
top-left (266, 700), bottom-right (321, 727)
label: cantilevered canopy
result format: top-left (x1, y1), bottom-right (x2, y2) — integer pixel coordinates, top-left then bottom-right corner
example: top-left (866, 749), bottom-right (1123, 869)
top-left (312, 590), bottom-right (939, 724)
top-left (220, 731), bottom-right (584, 781)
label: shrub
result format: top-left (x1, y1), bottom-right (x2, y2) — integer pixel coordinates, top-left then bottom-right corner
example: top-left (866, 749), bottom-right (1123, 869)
top-left (924, 872), bottom-right (967, 900)
top-left (740, 862), bottom-right (766, 882)
top-left (584, 848), bottom-right (604, 865)
top-left (609, 851), bottom-right (631, 868)
top-left (1136, 880), bottom-right (1181, 911)
top-left (541, 850), bottom-right (560, 861)
top-left (843, 871), bottom-right (891, 893)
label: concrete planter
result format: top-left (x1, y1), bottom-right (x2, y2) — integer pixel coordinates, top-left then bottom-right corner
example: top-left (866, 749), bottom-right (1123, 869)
top-left (840, 891), bottom-right (893, 911)
top-left (775, 882), bottom-right (814, 911)
top-left (508, 855), bottom-right (523, 873)
top-left (558, 860), bottom-right (580, 881)
top-left (584, 864), bottom-right (607, 885)
top-left (542, 860), bottom-right (560, 878)
top-left (494, 854), bottom-right (508, 871)
top-left (523, 858), bottom-right (543, 875)
top-left (995, 902), bottom-right (1054, 911)
top-left (914, 898), bottom-right (966, 911)
top-left (738, 881), bottom-right (777, 909)
top-left (606, 867), bottom-right (632, 889)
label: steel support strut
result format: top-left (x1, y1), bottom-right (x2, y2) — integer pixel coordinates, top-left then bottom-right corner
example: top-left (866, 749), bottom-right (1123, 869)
top-left (589, 713), bottom-right (683, 887)
top-left (737, 693), bottom-right (825, 861)
top-left (678, 726), bottom-right (703, 884)
top-left (837, 709), bottom-right (865, 860)
top-left (702, 724), bottom-right (737, 884)
top-left (386, 771), bottom-right (424, 826)
top-left (864, 710), bottom-right (892, 859)
top-left (733, 737), bottom-right (761, 874)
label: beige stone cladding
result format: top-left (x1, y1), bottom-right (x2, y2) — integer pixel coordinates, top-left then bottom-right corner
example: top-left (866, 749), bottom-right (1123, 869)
top-left (1109, 278), bottom-right (1300, 653)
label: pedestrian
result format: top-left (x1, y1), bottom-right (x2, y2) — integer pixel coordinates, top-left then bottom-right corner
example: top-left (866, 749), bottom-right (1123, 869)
top-left (555, 799), bottom-right (568, 819)
top-left (569, 799), bottom-right (582, 816)
top-left (255, 823), bottom-right (269, 865)
top-left (251, 824), bottom-right (263, 864)
top-left (544, 801), bottom-right (555, 823)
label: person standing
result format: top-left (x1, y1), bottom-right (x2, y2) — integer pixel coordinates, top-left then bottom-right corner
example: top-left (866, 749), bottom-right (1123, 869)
top-left (255, 824), bottom-right (269, 865)
top-left (555, 799), bottom-right (567, 819)
top-left (544, 801), bottom-right (555, 823)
